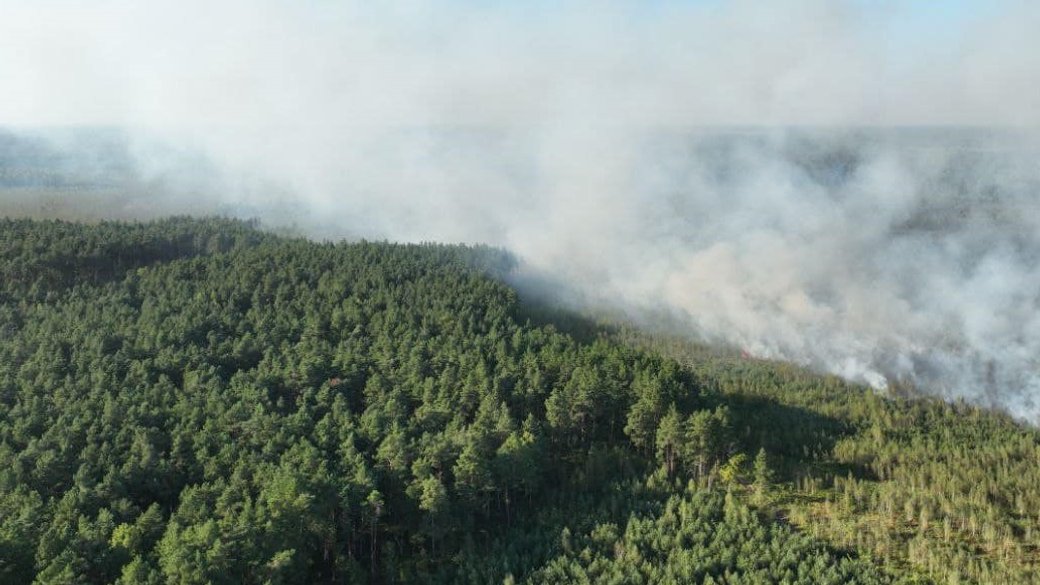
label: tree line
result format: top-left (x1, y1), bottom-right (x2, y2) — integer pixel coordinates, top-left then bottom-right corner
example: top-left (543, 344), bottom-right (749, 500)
top-left (2, 217), bottom-right (1036, 583)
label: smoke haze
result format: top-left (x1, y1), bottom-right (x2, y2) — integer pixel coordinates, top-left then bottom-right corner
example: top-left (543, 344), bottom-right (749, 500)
top-left (2, 1), bottom-right (1040, 417)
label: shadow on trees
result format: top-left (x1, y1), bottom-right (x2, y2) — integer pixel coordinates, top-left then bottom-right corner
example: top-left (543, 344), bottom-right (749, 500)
top-left (716, 392), bottom-right (875, 481)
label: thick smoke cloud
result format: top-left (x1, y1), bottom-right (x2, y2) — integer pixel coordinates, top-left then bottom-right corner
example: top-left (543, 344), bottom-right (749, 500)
top-left (2, 1), bottom-right (1039, 417)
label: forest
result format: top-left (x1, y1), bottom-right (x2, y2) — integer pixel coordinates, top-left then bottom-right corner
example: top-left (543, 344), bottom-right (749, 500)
top-left (1, 217), bottom-right (1039, 584)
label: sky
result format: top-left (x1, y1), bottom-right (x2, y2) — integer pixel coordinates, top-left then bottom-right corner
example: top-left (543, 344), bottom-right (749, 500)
top-left (1, 0), bottom-right (1037, 128)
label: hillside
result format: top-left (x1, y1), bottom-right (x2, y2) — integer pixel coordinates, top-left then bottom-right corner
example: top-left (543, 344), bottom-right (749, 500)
top-left (0, 218), bottom-right (1037, 584)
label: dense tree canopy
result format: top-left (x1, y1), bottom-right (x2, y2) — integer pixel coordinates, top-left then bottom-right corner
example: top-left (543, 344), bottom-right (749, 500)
top-left (0, 217), bottom-right (1036, 584)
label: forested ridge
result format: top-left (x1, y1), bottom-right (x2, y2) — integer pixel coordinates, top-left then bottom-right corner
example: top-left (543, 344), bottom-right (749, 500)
top-left (0, 217), bottom-right (1037, 584)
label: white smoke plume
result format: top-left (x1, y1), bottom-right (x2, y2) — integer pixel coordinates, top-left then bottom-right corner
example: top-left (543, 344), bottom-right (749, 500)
top-left (2, 1), bottom-right (1039, 417)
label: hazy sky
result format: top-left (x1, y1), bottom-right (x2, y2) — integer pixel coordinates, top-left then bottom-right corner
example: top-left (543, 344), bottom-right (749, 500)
top-left (2, 0), bottom-right (1037, 128)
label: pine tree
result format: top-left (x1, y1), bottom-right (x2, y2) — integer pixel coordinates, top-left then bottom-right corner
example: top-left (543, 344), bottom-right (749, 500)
top-left (753, 448), bottom-right (773, 501)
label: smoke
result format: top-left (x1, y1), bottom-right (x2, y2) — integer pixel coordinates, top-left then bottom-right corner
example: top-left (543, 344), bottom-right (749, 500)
top-left (2, 1), bottom-right (1040, 418)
